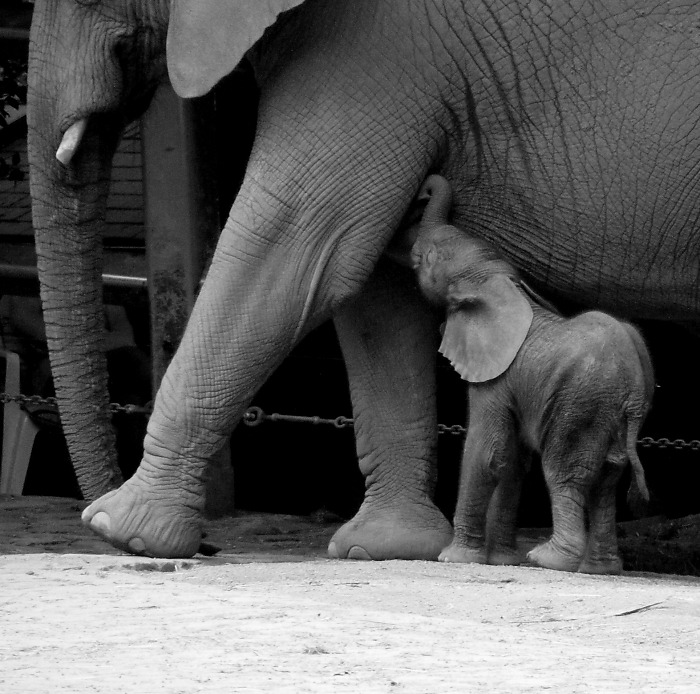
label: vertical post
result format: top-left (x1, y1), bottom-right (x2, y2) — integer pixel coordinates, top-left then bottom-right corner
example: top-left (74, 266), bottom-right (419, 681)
top-left (141, 83), bottom-right (233, 516)
top-left (141, 84), bottom-right (218, 385)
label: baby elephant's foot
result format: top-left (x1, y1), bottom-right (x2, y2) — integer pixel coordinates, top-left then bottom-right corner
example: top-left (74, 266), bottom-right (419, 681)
top-left (526, 540), bottom-right (581, 572)
top-left (438, 542), bottom-right (488, 564)
top-left (578, 554), bottom-right (623, 575)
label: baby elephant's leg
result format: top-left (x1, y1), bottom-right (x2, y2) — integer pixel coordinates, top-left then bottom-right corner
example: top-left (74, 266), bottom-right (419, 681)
top-left (527, 444), bottom-right (599, 572)
top-left (579, 458), bottom-right (625, 575)
top-left (440, 398), bottom-right (516, 564)
top-left (485, 448), bottom-right (528, 565)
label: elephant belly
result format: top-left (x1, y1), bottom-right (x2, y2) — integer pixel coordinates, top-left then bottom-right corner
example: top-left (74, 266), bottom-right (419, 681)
top-left (451, 174), bottom-right (700, 320)
top-left (446, 1), bottom-right (700, 320)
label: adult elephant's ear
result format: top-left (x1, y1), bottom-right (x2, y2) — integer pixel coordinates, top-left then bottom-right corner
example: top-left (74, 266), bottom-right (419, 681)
top-left (439, 275), bottom-right (533, 383)
top-left (168, 0), bottom-right (309, 98)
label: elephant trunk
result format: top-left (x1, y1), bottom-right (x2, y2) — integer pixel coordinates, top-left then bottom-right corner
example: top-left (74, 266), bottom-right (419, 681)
top-left (420, 174), bottom-right (453, 227)
top-left (27, 96), bottom-right (125, 499)
top-left (385, 174), bottom-right (455, 267)
top-left (26, 0), bottom-right (171, 500)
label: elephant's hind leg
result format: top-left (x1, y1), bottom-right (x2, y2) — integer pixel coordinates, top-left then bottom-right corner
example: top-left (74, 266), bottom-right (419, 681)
top-left (328, 261), bottom-right (452, 560)
top-left (579, 459), bottom-right (624, 575)
top-left (527, 446), bottom-right (596, 572)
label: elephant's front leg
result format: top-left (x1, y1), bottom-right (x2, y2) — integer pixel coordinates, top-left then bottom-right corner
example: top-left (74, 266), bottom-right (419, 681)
top-left (440, 393), bottom-right (517, 564)
top-left (80, 186), bottom-right (414, 557)
top-left (328, 260), bottom-right (452, 560)
top-left (485, 449), bottom-right (527, 566)
top-left (78, 21), bottom-right (442, 557)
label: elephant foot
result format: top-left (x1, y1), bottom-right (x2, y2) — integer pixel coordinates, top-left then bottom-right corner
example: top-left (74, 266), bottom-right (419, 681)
top-left (81, 475), bottom-right (205, 558)
top-left (327, 500), bottom-right (452, 560)
top-left (526, 540), bottom-right (581, 572)
top-left (578, 554), bottom-right (623, 575)
top-left (438, 542), bottom-right (487, 564)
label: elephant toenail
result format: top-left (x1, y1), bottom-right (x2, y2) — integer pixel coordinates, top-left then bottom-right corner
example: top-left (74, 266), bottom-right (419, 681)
top-left (128, 537), bottom-right (147, 554)
top-left (346, 546), bottom-right (373, 560)
top-left (327, 542), bottom-right (340, 559)
top-left (90, 512), bottom-right (112, 534)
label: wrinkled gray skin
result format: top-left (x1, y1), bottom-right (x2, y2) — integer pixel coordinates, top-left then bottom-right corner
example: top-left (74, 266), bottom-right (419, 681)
top-left (399, 175), bottom-right (654, 574)
top-left (28, 0), bottom-right (700, 559)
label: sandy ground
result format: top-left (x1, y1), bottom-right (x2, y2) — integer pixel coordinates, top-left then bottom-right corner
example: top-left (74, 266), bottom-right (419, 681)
top-left (1, 496), bottom-right (700, 693)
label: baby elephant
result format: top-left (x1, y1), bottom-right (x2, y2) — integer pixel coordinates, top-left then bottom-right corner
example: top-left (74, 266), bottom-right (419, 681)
top-left (396, 174), bottom-right (654, 574)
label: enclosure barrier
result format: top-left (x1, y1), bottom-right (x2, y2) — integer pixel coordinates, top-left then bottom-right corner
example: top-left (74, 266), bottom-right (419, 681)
top-left (0, 263), bottom-right (147, 301)
top-left (1, 264), bottom-right (698, 451)
top-left (0, 392), bottom-right (698, 451)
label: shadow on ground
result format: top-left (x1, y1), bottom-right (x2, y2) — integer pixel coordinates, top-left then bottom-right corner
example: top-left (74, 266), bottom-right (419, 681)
top-left (1, 494), bottom-right (699, 576)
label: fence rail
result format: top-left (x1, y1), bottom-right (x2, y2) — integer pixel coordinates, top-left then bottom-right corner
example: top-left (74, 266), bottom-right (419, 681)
top-left (0, 263), bottom-right (147, 300)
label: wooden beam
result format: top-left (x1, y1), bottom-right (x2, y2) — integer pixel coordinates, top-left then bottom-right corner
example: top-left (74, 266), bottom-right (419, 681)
top-left (140, 83), bottom-right (233, 516)
top-left (141, 84), bottom-right (219, 385)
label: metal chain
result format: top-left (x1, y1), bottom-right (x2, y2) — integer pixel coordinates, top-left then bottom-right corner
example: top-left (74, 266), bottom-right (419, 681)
top-left (242, 406), bottom-right (353, 429)
top-left (637, 436), bottom-right (700, 452)
top-left (2, 392), bottom-right (699, 451)
top-left (438, 423), bottom-right (469, 436)
top-left (0, 392), bottom-right (152, 415)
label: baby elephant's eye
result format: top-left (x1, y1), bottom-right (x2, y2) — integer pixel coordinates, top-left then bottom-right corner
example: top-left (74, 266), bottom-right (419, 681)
top-left (410, 247), bottom-right (422, 269)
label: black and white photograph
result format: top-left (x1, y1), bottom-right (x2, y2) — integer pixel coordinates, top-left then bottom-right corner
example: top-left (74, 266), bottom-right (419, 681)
top-left (1, 0), bottom-right (700, 690)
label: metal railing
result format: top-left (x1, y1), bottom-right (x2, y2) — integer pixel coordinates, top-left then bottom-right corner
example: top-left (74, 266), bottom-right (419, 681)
top-left (0, 263), bottom-right (147, 300)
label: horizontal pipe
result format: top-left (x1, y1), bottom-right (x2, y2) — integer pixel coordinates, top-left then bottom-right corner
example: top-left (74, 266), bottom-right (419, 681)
top-left (0, 28), bottom-right (30, 40)
top-left (0, 263), bottom-right (148, 299)
top-left (103, 273), bottom-right (148, 290)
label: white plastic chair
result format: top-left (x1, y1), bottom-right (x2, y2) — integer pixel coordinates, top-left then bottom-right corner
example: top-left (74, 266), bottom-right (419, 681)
top-left (0, 349), bottom-right (40, 494)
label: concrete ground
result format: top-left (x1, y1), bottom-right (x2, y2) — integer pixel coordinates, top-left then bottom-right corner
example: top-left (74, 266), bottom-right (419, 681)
top-left (1, 495), bottom-right (699, 693)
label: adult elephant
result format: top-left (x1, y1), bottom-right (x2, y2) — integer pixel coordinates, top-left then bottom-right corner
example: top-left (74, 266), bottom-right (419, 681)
top-left (28, 0), bottom-right (700, 559)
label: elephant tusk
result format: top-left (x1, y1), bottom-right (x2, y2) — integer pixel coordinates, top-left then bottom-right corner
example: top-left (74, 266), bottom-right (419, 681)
top-left (55, 119), bottom-right (88, 165)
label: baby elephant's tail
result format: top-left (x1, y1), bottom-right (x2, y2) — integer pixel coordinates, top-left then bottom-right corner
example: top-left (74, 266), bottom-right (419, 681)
top-left (626, 414), bottom-right (650, 516)
top-left (622, 322), bottom-right (653, 512)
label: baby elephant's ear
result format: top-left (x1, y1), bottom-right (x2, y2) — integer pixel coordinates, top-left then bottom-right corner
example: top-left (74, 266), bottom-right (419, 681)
top-left (439, 275), bottom-right (533, 383)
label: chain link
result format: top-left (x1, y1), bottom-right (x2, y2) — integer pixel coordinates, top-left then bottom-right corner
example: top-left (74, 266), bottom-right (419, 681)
top-left (637, 436), bottom-right (700, 452)
top-left (242, 406), bottom-right (353, 429)
top-left (2, 392), bottom-right (699, 451)
top-left (0, 392), bottom-right (58, 409)
top-left (439, 423), bottom-right (469, 436)
top-left (0, 392), bottom-right (152, 415)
